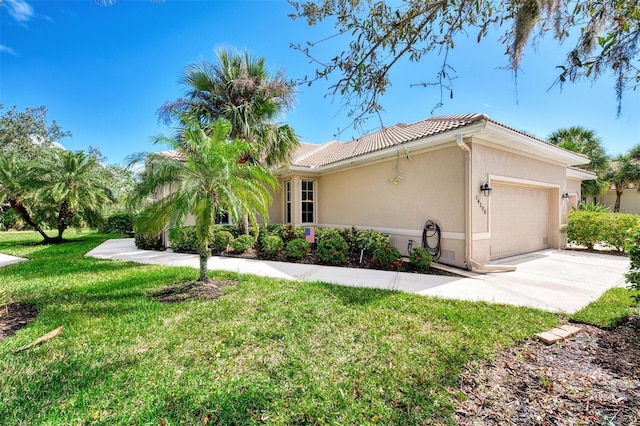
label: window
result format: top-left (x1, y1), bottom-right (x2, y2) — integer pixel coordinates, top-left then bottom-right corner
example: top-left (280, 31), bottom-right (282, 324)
top-left (215, 210), bottom-right (230, 225)
top-left (284, 180), bottom-right (292, 224)
top-left (301, 180), bottom-right (315, 223)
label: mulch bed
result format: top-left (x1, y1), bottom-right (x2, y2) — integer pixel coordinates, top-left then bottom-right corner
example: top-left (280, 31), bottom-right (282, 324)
top-left (148, 279), bottom-right (238, 303)
top-left (455, 317), bottom-right (640, 425)
top-left (0, 302), bottom-right (39, 341)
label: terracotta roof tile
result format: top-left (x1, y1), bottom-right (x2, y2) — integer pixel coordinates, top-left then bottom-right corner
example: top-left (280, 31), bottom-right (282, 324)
top-left (291, 113), bottom-right (489, 167)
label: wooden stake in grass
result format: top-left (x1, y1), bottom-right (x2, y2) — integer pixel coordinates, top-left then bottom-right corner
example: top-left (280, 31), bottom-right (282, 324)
top-left (13, 326), bottom-right (63, 353)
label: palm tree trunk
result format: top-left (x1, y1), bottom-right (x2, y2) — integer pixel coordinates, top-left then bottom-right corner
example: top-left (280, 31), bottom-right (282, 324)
top-left (242, 214), bottom-right (250, 236)
top-left (198, 246), bottom-right (209, 281)
top-left (8, 198), bottom-right (55, 244)
top-left (614, 189), bottom-right (623, 213)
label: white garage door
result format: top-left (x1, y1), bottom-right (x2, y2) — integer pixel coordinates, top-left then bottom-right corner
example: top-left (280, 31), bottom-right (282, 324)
top-left (490, 183), bottom-right (550, 260)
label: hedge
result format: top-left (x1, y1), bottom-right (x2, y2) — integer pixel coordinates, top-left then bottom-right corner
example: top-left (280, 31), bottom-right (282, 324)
top-left (567, 210), bottom-right (640, 252)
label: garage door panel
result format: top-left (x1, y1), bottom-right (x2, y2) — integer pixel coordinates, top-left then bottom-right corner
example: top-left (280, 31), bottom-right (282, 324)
top-left (490, 184), bottom-right (550, 260)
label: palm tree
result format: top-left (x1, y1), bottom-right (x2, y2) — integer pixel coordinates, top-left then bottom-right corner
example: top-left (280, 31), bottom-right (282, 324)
top-left (131, 118), bottom-right (277, 282)
top-left (0, 153), bottom-right (53, 242)
top-left (548, 126), bottom-right (609, 201)
top-left (37, 150), bottom-right (117, 242)
top-left (159, 48), bottom-right (299, 167)
top-left (603, 154), bottom-right (640, 213)
top-left (159, 49), bottom-right (299, 234)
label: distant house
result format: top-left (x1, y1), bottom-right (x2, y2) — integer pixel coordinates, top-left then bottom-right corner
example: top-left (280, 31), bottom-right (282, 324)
top-left (268, 113), bottom-right (595, 270)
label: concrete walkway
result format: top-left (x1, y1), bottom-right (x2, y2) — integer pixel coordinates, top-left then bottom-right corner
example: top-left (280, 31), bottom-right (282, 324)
top-left (86, 239), bottom-right (629, 314)
top-left (0, 253), bottom-right (26, 268)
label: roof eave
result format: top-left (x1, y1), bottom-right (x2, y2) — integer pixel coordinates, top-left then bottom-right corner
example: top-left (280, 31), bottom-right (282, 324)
top-left (287, 121), bottom-right (488, 174)
top-left (483, 122), bottom-right (590, 167)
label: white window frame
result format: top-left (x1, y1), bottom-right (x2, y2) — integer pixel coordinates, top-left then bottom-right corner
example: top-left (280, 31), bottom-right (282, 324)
top-left (284, 180), bottom-right (292, 224)
top-left (301, 179), bottom-right (316, 224)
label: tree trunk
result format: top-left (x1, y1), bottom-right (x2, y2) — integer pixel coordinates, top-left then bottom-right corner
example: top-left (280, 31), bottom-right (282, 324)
top-left (242, 214), bottom-right (250, 236)
top-left (198, 246), bottom-right (209, 282)
top-left (55, 199), bottom-right (73, 242)
top-left (614, 189), bottom-right (623, 213)
top-left (8, 198), bottom-right (55, 243)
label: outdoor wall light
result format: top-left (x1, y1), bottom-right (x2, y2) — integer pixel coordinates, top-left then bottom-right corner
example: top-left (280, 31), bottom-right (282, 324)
top-left (562, 192), bottom-right (571, 199)
top-left (480, 182), bottom-right (492, 197)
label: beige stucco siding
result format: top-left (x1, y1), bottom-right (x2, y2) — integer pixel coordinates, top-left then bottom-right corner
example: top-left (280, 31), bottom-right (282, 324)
top-left (600, 189), bottom-right (640, 214)
top-left (313, 145), bottom-right (466, 265)
top-left (468, 140), bottom-right (566, 264)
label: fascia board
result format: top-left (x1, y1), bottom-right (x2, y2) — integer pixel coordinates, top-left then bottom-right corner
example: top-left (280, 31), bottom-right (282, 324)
top-left (567, 167), bottom-right (597, 180)
top-left (483, 122), bottom-right (590, 166)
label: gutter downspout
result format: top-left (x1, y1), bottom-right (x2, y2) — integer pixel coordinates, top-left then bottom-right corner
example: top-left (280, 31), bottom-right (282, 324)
top-left (456, 134), bottom-right (516, 273)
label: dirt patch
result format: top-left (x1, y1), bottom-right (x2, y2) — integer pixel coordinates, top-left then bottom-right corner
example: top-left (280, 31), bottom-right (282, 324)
top-left (148, 279), bottom-right (238, 303)
top-left (0, 302), bottom-right (39, 341)
top-left (455, 317), bottom-right (640, 425)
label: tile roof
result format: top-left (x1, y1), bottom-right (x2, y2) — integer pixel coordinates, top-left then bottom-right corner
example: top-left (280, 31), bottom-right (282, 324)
top-left (155, 113), bottom-right (559, 169)
top-left (291, 113), bottom-right (490, 167)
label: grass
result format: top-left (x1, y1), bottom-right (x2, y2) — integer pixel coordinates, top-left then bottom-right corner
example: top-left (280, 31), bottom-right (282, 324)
top-left (570, 287), bottom-right (639, 329)
top-left (0, 230), bottom-right (564, 424)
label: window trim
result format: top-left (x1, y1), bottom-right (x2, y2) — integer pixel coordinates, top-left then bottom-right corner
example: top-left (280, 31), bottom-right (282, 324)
top-left (284, 180), bottom-right (292, 224)
top-left (301, 179), bottom-right (316, 224)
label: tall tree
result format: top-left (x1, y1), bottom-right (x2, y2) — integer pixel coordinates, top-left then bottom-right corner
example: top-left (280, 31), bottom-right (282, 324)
top-left (159, 48), bottom-right (299, 234)
top-left (0, 153), bottom-right (54, 242)
top-left (36, 149), bottom-right (117, 242)
top-left (548, 126), bottom-right (609, 200)
top-left (131, 118), bottom-right (277, 282)
top-left (290, 0), bottom-right (639, 124)
top-left (159, 48), bottom-right (299, 167)
top-left (0, 105), bottom-right (70, 159)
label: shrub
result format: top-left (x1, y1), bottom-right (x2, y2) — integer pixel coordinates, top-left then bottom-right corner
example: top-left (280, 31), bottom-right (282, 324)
top-left (315, 227), bottom-right (344, 244)
top-left (567, 211), bottom-right (605, 249)
top-left (353, 229), bottom-right (390, 254)
top-left (317, 236), bottom-right (349, 266)
top-left (134, 233), bottom-right (164, 251)
top-left (169, 226), bottom-right (199, 253)
top-left (100, 212), bottom-right (135, 234)
top-left (372, 242), bottom-right (402, 270)
top-left (261, 235), bottom-right (284, 258)
top-left (276, 225), bottom-right (305, 243)
top-left (410, 247), bottom-right (431, 271)
top-left (231, 234), bottom-right (254, 254)
top-left (217, 225), bottom-right (240, 238)
top-left (568, 210), bottom-right (640, 251)
top-left (212, 230), bottom-right (234, 253)
top-left (286, 238), bottom-right (310, 260)
top-left (625, 227), bottom-right (640, 304)
top-left (602, 213), bottom-right (640, 252)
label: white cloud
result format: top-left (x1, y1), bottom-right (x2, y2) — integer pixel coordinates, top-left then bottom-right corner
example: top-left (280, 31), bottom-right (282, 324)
top-left (5, 0), bottom-right (34, 23)
top-left (0, 45), bottom-right (17, 55)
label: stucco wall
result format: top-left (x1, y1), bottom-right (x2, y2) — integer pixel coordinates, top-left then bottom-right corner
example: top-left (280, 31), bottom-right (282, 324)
top-left (468, 140), bottom-right (567, 264)
top-left (599, 189), bottom-right (640, 214)
top-left (306, 145), bottom-right (467, 266)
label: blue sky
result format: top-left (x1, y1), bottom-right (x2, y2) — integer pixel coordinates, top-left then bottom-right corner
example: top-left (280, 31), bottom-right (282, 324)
top-left (1, 0), bottom-right (639, 165)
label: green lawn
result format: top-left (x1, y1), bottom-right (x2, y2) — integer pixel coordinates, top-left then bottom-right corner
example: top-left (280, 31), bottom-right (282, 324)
top-left (0, 231), bottom-right (564, 424)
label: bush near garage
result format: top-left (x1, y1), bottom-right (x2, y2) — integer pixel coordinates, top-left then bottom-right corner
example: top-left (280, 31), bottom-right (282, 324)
top-left (567, 211), bottom-right (640, 252)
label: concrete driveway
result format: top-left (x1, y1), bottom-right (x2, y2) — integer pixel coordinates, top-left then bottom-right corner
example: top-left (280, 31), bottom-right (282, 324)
top-left (86, 239), bottom-right (629, 314)
top-left (419, 249), bottom-right (630, 313)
